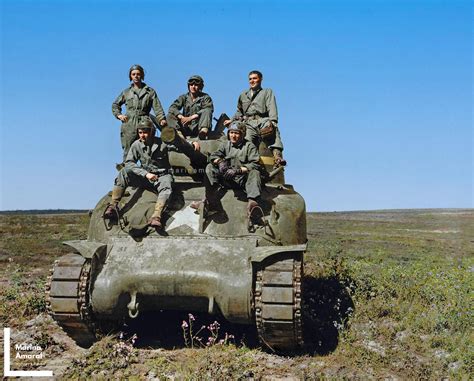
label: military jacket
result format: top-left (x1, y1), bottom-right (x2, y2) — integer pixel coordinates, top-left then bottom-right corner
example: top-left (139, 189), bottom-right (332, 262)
top-left (232, 88), bottom-right (278, 124)
top-left (112, 83), bottom-right (166, 121)
top-left (125, 137), bottom-right (171, 178)
top-left (168, 92), bottom-right (214, 118)
top-left (209, 140), bottom-right (260, 171)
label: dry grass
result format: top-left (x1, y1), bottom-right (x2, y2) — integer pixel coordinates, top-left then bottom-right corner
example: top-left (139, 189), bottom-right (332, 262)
top-left (1, 209), bottom-right (472, 379)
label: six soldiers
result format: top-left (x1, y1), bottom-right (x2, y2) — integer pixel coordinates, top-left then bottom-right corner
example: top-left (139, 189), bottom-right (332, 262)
top-left (108, 67), bottom-right (284, 229)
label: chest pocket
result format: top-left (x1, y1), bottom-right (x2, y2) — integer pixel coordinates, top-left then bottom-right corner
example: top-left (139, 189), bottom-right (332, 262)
top-left (241, 99), bottom-right (251, 113)
top-left (125, 94), bottom-right (136, 108)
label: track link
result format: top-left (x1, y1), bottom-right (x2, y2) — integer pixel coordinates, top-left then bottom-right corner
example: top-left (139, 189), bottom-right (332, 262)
top-left (255, 253), bottom-right (303, 352)
top-left (46, 253), bottom-right (96, 347)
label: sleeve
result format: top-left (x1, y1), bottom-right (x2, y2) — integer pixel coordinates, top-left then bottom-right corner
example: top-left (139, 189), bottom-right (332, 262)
top-left (232, 94), bottom-right (244, 121)
top-left (151, 90), bottom-right (166, 121)
top-left (243, 143), bottom-right (260, 171)
top-left (266, 89), bottom-right (278, 124)
top-left (168, 94), bottom-right (185, 117)
top-left (125, 144), bottom-right (148, 177)
top-left (196, 94), bottom-right (214, 116)
top-left (209, 141), bottom-right (227, 163)
top-left (112, 90), bottom-right (125, 118)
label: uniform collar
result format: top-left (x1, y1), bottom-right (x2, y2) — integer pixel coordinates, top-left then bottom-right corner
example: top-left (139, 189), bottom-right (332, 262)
top-left (247, 87), bottom-right (262, 97)
top-left (231, 139), bottom-right (245, 149)
top-left (138, 136), bottom-right (160, 151)
top-left (187, 92), bottom-right (203, 101)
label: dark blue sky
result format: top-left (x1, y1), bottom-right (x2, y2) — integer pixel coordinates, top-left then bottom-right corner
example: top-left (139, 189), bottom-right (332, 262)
top-left (1, 0), bottom-right (472, 211)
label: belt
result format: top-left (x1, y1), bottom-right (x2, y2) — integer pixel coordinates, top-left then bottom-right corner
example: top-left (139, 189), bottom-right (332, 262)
top-left (128, 111), bottom-right (149, 116)
top-left (244, 114), bottom-right (268, 120)
top-left (147, 168), bottom-right (171, 176)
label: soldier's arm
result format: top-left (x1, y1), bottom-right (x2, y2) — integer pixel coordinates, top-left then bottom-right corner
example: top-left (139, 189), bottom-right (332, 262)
top-left (125, 144), bottom-right (148, 177)
top-left (243, 143), bottom-right (260, 171)
top-left (209, 142), bottom-right (227, 163)
top-left (112, 91), bottom-right (125, 118)
top-left (151, 90), bottom-right (166, 122)
top-left (196, 94), bottom-right (214, 116)
top-left (232, 94), bottom-right (244, 121)
top-left (266, 89), bottom-right (278, 123)
top-left (168, 94), bottom-right (185, 117)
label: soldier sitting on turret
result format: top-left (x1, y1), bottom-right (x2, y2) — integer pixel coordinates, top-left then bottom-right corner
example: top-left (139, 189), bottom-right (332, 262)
top-left (104, 118), bottom-right (199, 229)
top-left (167, 75), bottom-right (214, 140)
top-left (192, 122), bottom-right (262, 216)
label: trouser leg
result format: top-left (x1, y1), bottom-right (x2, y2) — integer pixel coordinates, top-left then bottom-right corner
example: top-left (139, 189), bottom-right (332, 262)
top-left (150, 174), bottom-right (173, 219)
top-left (203, 163), bottom-right (222, 209)
top-left (243, 169), bottom-right (262, 199)
top-left (267, 125), bottom-right (284, 151)
top-left (120, 124), bottom-right (138, 162)
top-left (166, 114), bottom-right (180, 130)
top-left (244, 124), bottom-right (260, 148)
top-left (205, 163), bottom-right (220, 188)
top-left (197, 109), bottom-right (212, 137)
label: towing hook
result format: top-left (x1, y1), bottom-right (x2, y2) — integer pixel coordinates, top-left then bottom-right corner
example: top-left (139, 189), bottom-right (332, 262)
top-left (127, 291), bottom-right (139, 318)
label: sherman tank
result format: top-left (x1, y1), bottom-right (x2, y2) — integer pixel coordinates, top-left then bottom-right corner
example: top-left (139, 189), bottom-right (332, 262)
top-left (46, 122), bottom-right (307, 352)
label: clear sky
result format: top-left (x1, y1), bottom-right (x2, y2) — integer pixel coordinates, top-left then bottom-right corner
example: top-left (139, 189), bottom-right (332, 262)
top-left (0, 0), bottom-right (472, 212)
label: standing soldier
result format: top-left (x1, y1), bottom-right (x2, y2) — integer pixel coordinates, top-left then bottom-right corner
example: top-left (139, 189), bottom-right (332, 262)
top-left (112, 64), bottom-right (167, 162)
top-left (224, 70), bottom-right (286, 167)
top-left (167, 75), bottom-right (214, 139)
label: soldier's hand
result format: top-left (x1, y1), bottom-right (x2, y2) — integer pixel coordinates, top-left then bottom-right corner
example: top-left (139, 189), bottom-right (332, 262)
top-left (192, 141), bottom-right (201, 151)
top-left (146, 173), bottom-right (158, 181)
top-left (224, 167), bottom-right (241, 180)
top-left (118, 114), bottom-right (128, 122)
top-left (218, 160), bottom-right (229, 174)
top-left (181, 116), bottom-right (193, 126)
top-left (223, 119), bottom-right (232, 126)
top-left (160, 119), bottom-right (167, 127)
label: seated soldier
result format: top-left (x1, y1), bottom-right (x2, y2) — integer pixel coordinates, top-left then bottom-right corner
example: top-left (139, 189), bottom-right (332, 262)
top-left (192, 122), bottom-right (262, 216)
top-left (167, 75), bottom-right (214, 139)
top-left (104, 118), bottom-right (198, 229)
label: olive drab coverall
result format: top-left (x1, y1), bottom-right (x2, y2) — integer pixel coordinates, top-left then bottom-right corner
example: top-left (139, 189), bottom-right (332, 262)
top-left (112, 83), bottom-right (166, 160)
top-left (206, 139), bottom-right (262, 199)
top-left (232, 88), bottom-right (283, 151)
top-left (167, 92), bottom-right (214, 137)
top-left (115, 137), bottom-right (173, 203)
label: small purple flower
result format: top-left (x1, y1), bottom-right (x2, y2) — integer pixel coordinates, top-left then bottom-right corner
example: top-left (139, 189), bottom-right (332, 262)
top-left (182, 320), bottom-right (188, 328)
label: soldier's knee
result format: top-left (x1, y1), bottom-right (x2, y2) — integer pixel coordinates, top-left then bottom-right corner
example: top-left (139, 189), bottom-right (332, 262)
top-left (248, 169), bottom-right (261, 180)
top-left (205, 163), bottom-right (217, 176)
top-left (157, 188), bottom-right (172, 199)
top-left (115, 167), bottom-right (132, 187)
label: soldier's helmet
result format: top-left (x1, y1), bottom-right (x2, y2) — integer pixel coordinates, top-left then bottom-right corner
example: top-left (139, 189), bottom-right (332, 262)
top-left (188, 75), bottom-right (204, 89)
top-left (136, 118), bottom-right (154, 131)
top-left (227, 122), bottom-right (246, 139)
top-left (129, 64), bottom-right (145, 81)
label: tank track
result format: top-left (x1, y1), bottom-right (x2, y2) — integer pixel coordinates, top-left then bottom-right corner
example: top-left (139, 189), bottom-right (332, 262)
top-left (45, 253), bottom-right (96, 347)
top-left (254, 254), bottom-right (304, 352)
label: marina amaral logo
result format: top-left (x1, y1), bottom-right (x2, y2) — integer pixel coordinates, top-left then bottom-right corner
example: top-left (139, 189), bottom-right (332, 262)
top-left (3, 328), bottom-right (53, 377)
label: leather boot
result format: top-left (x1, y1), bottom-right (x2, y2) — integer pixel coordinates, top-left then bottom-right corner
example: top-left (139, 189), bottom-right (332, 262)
top-left (111, 186), bottom-right (125, 204)
top-left (272, 149), bottom-right (287, 167)
top-left (104, 186), bottom-right (125, 220)
top-left (149, 199), bottom-right (166, 229)
top-left (198, 128), bottom-right (208, 139)
top-left (247, 199), bottom-right (259, 217)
